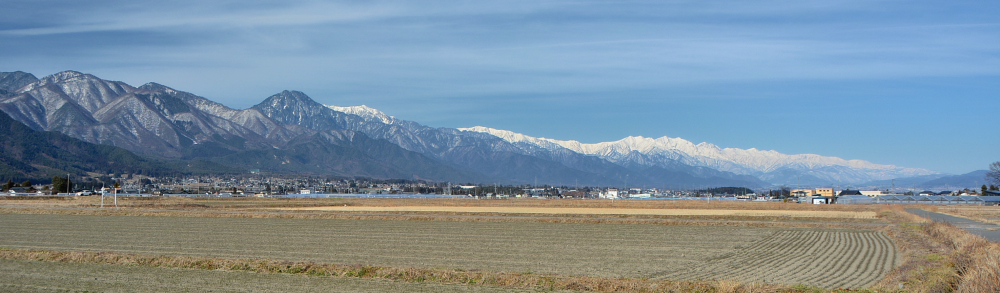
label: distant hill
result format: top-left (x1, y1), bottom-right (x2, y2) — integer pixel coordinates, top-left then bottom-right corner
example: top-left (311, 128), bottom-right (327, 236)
top-left (918, 170), bottom-right (989, 189)
top-left (860, 171), bottom-right (989, 191)
top-left (862, 174), bottom-right (948, 189)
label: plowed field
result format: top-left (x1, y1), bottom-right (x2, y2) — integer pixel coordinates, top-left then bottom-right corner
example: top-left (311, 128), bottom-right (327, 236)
top-left (655, 229), bottom-right (896, 288)
top-left (282, 206), bottom-right (878, 218)
top-left (0, 213), bottom-right (896, 288)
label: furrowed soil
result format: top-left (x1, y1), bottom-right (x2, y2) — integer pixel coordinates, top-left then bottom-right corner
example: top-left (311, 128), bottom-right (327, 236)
top-left (654, 229), bottom-right (897, 289)
top-left (0, 259), bottom-right (550, 293)
top-left (0, 213), bottom-right (895, 289)
top-left (283, 206), bottom-right (877, 218)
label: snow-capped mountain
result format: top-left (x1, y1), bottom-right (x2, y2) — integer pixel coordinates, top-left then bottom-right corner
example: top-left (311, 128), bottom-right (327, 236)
top-left (326, 105), bottom-right (396, 124)
top-left (459, 126), bottom-right (938, 185)
top-left (0, 70), bottom-right (941, 187)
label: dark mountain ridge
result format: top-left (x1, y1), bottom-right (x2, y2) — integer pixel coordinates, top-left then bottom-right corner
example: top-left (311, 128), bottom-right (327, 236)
top-left (0, 110), bottom-right (215, 182)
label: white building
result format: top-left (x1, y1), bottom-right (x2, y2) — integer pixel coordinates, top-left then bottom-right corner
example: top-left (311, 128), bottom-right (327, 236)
top-left (860, 190), bottom-right (887, 197)
top-left (601, 188), bottom-right (619, 199)
top-left (811, 196), bottom-right (831, 204)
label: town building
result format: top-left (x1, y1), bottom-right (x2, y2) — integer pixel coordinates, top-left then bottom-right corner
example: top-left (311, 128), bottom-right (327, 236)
top-left (601, 188), bottom-right (619, 199)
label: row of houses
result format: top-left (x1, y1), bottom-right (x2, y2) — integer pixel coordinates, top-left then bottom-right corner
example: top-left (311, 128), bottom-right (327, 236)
top-left (797, 188), bottom-right (987, 199)
top-left (837, 194), bottom-right (1000, 205)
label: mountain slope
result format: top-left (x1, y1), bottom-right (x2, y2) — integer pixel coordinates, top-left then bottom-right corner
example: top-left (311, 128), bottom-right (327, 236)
top-left (0, 71), bottom-right (38, 97)
top-left (208, 130), bottom-right (480, 181)
top-left (0, 110), bottom-right (190, 181)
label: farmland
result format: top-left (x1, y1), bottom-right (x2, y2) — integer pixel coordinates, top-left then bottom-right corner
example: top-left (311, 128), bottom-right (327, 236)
top-left (2, 197), bottom-right (996, 292)
top-left (935, 205), bottom-right (1000, 226)
top-left (657, 229), bottom-right (896, 289)
top-left (0, 213), bottom-right (775, 278)
top-left (0, 211), bottom-right (894, 289)
top-left (285, 205), bottom-right (877, 218)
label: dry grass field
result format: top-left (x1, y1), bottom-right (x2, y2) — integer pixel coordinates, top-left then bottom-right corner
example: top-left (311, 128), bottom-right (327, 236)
top-left (3, 197), bottom-right (997, 292)
top-left (0, 212), bottom-right (892, 289)
top-left (0, 196), bottom-right (884, 211)
top-left (934, 205), bottom-right (1000, 225)
top-left (0, 213), bottom-right (773, 279)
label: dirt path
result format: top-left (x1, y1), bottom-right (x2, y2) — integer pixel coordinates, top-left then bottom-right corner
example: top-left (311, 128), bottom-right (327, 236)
top-left (906, 209), bottom-right (1000, 242)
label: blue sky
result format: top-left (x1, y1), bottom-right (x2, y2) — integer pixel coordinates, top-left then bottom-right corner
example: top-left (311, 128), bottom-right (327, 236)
top-left (2, 0), bottom-right (998, 174)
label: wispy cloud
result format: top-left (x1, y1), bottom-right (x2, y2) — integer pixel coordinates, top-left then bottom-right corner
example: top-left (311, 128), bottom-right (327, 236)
top-left (1, 0), bottom-right (998, 173)
top-left (5, 1), bottom-right (997, 89)
top-left (0, 1), bottom-right (399, 35)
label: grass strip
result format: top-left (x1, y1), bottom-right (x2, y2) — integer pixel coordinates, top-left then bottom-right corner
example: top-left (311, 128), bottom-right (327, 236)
top-left (871, 206), bottom-right (1000, 293)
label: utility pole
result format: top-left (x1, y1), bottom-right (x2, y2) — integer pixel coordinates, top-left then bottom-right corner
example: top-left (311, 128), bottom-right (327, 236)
top-left (113, 181), bottom-right (119, 208)
top-left (624, 174), bottom-right (629, 198)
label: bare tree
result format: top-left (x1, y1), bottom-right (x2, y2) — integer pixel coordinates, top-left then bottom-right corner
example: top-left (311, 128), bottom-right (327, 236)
top-left (987, 161), bottom-right (1000, 186)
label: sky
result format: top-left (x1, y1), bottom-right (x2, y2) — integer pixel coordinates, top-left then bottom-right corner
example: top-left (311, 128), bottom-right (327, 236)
top-left (2, 0), bottom-right (998, 174)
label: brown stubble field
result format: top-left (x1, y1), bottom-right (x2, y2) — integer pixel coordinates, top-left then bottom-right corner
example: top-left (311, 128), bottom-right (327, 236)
top-left (0, 213), bottom-right (783, 279)
top-left (1, 197), bottom-right (996, 292)
top-left (933, 205), bottom-right (1000, 225)
top-left (0, 195), bottom-right (887, 211)
top-left (0, 196), bottom-right (885, 227)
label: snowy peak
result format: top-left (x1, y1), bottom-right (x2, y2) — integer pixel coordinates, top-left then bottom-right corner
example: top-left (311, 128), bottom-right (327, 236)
top-left (460, 126), bottom-right (545, 145)
top-left (28, 70), bottom-right (125, 92)
top-left (458, 127), bottom-right (710, 158)
top-left (458, 126), bottom-right (569, 151)
top-left (38, 70), bottom-right (87, 83)
top-left (326, 104), bottom-right (395, 124)
top-left (461, 125), bottom-right (938, 183)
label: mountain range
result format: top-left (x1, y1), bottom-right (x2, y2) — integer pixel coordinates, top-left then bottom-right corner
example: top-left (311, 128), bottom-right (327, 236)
top-left (0, 70), bottom-right (944, 188)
